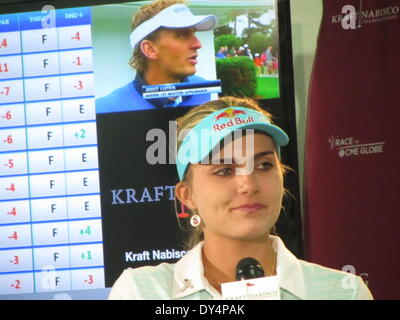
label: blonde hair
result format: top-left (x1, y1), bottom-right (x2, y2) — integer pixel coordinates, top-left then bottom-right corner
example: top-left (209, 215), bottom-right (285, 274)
top-left (129, 0), bottom-right (186, 73)
top-left (175, 96), bottom-right (288, 249)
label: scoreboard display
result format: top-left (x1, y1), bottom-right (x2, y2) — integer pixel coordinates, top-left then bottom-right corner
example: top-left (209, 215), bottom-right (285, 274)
top-left (0, 7), bottom-right (104, 296)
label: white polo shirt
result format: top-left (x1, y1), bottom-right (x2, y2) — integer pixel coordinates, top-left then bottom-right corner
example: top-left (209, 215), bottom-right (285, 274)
top-left (108, 235), bottom-right (373, 300)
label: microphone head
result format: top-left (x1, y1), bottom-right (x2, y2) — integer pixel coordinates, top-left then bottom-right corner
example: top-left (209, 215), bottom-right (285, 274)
top-left (236, 257), bottom-right (265, 281)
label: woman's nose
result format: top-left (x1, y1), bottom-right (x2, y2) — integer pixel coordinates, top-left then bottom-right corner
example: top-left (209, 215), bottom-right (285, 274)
top-left (236, 173), bottom-right (258, 195)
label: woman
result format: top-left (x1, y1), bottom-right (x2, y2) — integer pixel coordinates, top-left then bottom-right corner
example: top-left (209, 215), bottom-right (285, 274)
top-left (109, 96), bottom-right (373, 300)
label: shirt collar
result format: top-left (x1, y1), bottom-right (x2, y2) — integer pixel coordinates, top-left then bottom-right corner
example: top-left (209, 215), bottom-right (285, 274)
top-left (172, 241), bottom-right (219, 299)
top-left (172, 235), bottom-right (306, 300)
top-left (272, 235), bottom-right (306, 299)
top-left (133, 72), bottom-right (190, 108)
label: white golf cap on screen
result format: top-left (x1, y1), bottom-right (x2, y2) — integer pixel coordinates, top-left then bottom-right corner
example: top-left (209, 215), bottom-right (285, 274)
top-left (129, 3), bottom-right (218, 48)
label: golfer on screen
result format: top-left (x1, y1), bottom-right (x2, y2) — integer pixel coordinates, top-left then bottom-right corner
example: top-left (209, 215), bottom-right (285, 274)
top-left (96, 0), bottom-right (218, 113)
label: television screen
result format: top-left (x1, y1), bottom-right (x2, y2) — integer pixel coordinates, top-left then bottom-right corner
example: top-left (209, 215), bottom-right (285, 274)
top-left (0, 0), bottom-right (296, 300)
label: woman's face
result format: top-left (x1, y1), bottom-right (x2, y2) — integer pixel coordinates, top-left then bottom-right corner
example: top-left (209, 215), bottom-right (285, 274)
top-left (181, 133), bottom-right (284, 242)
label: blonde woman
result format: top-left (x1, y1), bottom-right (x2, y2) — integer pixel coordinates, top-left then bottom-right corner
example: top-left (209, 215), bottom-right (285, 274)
top-left (109, 96), bottom-right (373, 300)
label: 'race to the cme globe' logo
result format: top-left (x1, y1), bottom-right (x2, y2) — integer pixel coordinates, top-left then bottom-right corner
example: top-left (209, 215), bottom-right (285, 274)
top-left (328, 136), bottom-right (385, 158)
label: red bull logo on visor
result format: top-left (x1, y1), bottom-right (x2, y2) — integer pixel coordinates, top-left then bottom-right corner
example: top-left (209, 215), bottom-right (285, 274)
top-left (214, 108), bottom-right (247, 120)
top-left (213, 108), bottom-right (254, 132)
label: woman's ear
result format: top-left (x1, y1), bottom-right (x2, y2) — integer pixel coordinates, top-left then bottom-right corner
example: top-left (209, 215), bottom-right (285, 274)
top-left (140, 39), bottom-right (158, 60)
top-left (175, 181), bottom-right (196, 210)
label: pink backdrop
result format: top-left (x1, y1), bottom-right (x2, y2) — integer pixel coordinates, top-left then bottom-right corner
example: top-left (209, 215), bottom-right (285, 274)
top-left (304, 0), bottom-right (400, 299)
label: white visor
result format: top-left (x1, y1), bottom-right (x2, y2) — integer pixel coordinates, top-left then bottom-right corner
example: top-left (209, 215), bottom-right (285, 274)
top-left (129, 3), bottom-right (218, 48)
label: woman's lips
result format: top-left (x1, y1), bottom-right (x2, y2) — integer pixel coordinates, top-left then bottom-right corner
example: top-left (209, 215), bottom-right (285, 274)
top-left (232, 203), bottom-right (266, 213)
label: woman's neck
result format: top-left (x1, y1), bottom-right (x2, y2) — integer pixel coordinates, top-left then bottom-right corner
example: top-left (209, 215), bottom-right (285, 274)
top-left (202, 234), bottom-right (276, 294)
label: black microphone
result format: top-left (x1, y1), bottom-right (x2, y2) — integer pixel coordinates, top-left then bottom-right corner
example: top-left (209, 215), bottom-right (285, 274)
top-left (236, 257), bottom-right (265, 281)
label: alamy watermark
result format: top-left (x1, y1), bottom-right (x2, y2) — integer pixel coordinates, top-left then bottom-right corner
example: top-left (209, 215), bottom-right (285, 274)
top-left (40, 265), bottom-right (58, 290)
top-left (341, 265), bottom-right (369, 289)
top-left (41, 5), bottom-right (56, 29)
top-left (340, 4), bottom-right (399, 29)
top-left (145, 121), bottom-right (258, 175)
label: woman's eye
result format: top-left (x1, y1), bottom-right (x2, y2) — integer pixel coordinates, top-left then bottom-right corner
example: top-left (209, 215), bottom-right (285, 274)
top-left (214, 167), bottom-right (233, 176)
top-left (257, 161), bottom-right (273, 170)
top-left (213, 161), bottom-right (273, 176)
